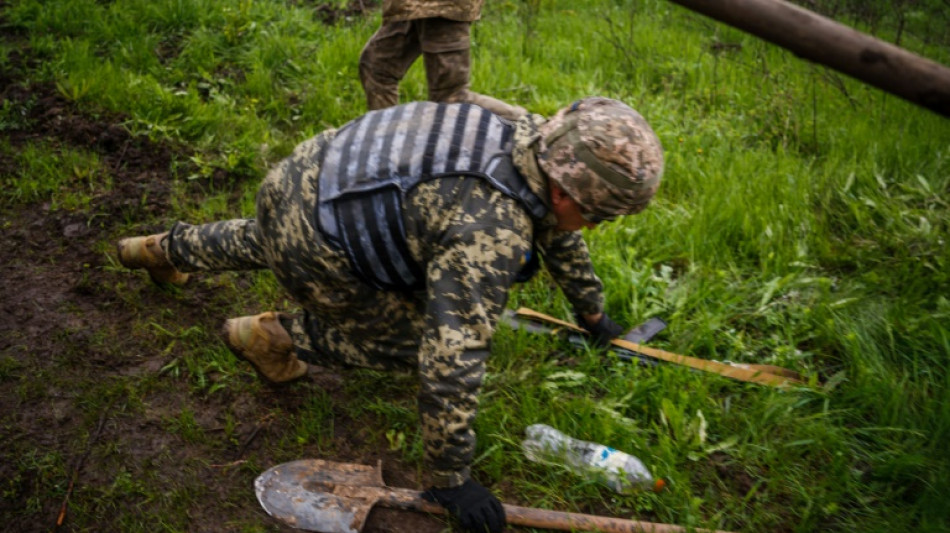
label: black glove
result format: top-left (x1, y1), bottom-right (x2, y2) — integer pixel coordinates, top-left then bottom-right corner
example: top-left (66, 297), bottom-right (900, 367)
top-left (422, 479), bottom-right (506, 533)
top-left (578, 312), bottom-right (623, 347)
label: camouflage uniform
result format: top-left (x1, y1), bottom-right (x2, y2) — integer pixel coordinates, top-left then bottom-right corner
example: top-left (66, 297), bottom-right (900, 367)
top-left (359, 0), bottom-right (527, 120)
top-left (162, 109), bottom-right (603, 488)
top-left (381, 0), bottom-right (483, 23)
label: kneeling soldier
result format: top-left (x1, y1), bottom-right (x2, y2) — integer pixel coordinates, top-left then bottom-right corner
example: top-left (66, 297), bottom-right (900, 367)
top-left (117, 97), bottom-right (663, 533)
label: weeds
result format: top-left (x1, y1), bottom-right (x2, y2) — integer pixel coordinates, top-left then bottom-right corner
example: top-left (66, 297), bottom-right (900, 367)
top-left (290, 388), bottom-right (336, 451)
top-left (1, 0), bottom-right (949, 531)
top-left (164, 408), bottom-right (206, 444)
top-left (0, 141), bottom-right (106, 208)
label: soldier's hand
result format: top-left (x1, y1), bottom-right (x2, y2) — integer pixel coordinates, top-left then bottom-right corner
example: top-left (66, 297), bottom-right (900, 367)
top-left (577, 312), bottom-right (623, 347)
top-left (423, 479), bottom-right (506, 533)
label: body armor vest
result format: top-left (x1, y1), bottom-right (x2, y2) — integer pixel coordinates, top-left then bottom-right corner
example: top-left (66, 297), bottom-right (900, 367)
top-left (317, 102), bottom-right (547, 291)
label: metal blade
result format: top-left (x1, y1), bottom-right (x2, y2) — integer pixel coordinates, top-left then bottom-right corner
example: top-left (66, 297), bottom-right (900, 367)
top-left (502, 309), bottom-right (667, 367)
top-left (623, 317), bottom-right (667, 344)
top-left (255, 459), bottom-right (386, 533)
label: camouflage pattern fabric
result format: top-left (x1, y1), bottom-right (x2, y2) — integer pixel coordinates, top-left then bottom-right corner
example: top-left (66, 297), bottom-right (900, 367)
top-left (359, 18), bottom-right (470, 110)
top-left (538, 97), bottom-right (664, 218)
top-left (359, 5), bottom-right (527, 120)
top-left (512, 113), bottom-right (606, 316)
top-left (382, 0), bottom-right (484, 23)
top-left (161, 113), bottom-right (603, 488)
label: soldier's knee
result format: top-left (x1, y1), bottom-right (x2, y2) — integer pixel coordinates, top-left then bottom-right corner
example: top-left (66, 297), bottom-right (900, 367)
top-left (358, 50), bottom-right (379, 84)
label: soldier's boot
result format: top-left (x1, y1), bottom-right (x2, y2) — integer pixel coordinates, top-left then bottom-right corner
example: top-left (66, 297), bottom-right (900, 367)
top-left (116, 232), bottom-right (190, 286)
top-left (222, 312), bottom-right (308, 384)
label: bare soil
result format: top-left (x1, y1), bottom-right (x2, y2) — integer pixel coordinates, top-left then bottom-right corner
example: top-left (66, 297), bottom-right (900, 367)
top-left (0, 52), bottom-right (446, 533)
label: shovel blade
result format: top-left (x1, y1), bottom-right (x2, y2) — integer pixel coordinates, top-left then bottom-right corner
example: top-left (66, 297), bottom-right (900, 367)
top-left (255, 459), bottom-right (386, 533)
top-left (623, 317), bottom-right (668, 344)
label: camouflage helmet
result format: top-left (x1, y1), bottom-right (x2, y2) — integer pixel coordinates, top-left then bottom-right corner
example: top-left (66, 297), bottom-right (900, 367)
top-left (537, 97), bottom-right (663, 218)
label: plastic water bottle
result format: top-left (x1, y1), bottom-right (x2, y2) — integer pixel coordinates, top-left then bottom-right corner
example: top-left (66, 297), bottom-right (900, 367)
top-left (521, 424), bottom-right (665, 493)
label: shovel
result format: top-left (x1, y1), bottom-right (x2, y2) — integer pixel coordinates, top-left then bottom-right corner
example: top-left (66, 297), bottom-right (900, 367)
top-left (255, 459), bottom-right (734, 533)
top-left (509, 308), bottom-right (807, 388)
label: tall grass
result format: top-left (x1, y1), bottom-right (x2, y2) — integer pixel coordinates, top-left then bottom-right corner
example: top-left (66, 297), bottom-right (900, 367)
top-left (2, 0), bottom-right (949, 531)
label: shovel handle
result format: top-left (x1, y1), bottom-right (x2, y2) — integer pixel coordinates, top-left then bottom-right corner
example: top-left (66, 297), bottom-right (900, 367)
top-left (377, 487), bottom-right (734, 533)
top-left (514, 307), bottom-right (807, 388)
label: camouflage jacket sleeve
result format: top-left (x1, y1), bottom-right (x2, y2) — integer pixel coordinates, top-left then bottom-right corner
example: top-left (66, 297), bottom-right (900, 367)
top-left (382, 0), bottom-right (484, 22)
top-left (405, 177), bottom-right (532, 488)
top-left (535, 228), bottom-right (605, 316)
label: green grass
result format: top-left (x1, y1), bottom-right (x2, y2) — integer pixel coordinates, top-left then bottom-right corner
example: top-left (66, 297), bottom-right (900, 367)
top-left (2, 0), bottom-right (949, 531)
top-left (0, 140), bottom-right (107, 208)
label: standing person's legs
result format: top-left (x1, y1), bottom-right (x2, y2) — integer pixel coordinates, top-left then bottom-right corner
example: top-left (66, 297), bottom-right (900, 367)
top-left (359, 20), bottom-right (422, 110)
top-left (420, 18), bottom-right (527, 120)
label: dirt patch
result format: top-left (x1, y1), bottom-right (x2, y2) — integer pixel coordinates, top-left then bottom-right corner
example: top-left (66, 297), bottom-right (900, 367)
top-left (0, 67), bottom-right (443, 533)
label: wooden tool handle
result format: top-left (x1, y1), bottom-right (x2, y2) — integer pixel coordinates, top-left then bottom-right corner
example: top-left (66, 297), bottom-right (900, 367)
top-left (504, 504), bottom-right (733, 533)
top-left (378, 487), bottom-right (734, 533)
top-left (514, 307), bottom-right (806, 388)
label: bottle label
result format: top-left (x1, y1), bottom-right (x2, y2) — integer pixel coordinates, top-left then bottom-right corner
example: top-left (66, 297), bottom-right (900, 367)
top-left (604, 448), bottom-right (632, 472)
top-left (593, 446), bottom-right (621, 469)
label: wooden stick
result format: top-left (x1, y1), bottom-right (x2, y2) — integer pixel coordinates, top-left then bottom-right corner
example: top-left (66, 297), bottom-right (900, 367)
top-left (666, 0), bottom-right (950, 117)
top-left (55, 410), bottom-right (108, 528)
top-left (379, 485), bottom-right (736, 533)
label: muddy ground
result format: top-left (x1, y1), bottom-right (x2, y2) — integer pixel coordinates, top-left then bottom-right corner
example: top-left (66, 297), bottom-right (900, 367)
top-left (0, 26), bottom-right (450, 533)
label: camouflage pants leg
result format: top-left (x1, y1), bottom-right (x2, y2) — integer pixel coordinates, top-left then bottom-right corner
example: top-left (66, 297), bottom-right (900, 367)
top-left (417, 18), bottom-right (472, 102)
top-left (283, 306), bottom-right (423, 372)
top-left (165, 219), bottom-right (268, 273)
top-left (359, 20), bottom-right (421, 110)
top-left (419, 19), bottom-right (527, 120)
top-left (360, 17), bottom-right (474, 111)
top-left (360, 17), bottom-right (524, 119)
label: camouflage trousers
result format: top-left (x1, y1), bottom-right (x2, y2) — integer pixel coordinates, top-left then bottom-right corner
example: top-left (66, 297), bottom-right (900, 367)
top-left (358, 17), bottom-right (526, 120)
top-left (164, 134), bottom-right (425, 372)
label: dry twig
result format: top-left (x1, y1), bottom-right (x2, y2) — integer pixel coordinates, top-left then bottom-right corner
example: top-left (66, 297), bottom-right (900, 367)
top-left (55, 410), bottom-right (109, 529)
